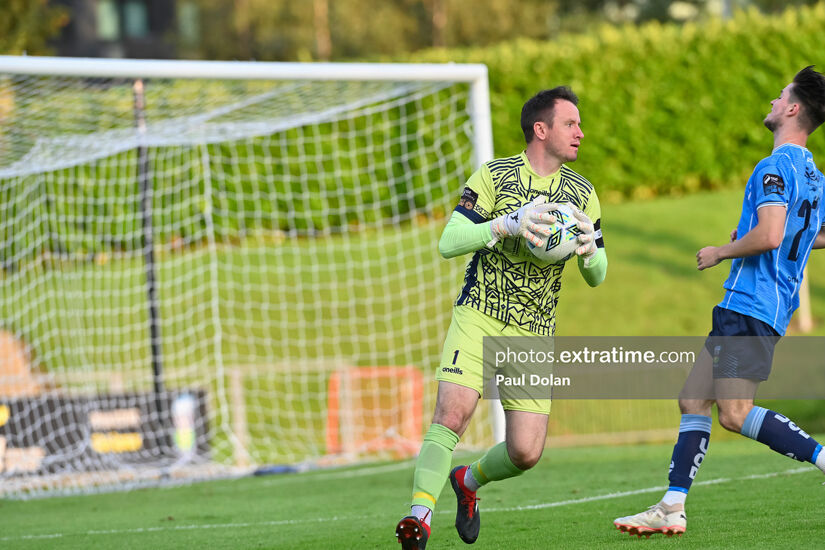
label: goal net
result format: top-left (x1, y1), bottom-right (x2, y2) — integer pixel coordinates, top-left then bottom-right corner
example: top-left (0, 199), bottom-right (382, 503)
top-left (0, 57), bottom-right (681, 498)
top-left (0, 56), bottom-right (501, 497)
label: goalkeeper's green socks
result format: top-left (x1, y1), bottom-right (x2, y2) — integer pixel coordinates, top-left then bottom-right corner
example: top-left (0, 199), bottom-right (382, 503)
top-left (408, 428), bottom-right (525, 526)
top-left (467, 441), bottom-right (525, 490)
top-left (410, 423), bottom-right (460, 525)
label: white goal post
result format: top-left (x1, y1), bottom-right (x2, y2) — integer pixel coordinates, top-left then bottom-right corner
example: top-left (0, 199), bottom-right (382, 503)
top-left (0, 55), bottom-right (500, 497)
top-left (0, 56), bottom-right (494, 166)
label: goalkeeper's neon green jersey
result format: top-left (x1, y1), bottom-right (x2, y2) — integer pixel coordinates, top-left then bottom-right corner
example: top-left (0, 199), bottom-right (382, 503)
top-left (453, 151), bottom-right (603, 336)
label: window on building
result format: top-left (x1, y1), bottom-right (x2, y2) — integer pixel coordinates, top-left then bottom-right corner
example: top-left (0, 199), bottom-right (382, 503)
top-left (124, 0), bottom-right (150, 38)
top-left (178, 1), bottom-right (200, 46)
top-left (97, 0), bottom-right (120, 41)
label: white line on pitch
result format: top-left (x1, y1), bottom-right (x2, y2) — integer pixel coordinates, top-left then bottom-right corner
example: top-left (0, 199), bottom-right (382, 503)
top-left (482, 465), bottom-right (813, 512)
top-left (0, 465), bottom-right (815, 543)
top-left (256, 450), bottom-right (478, 485)
top-left (256, 459), bottom-right (416, 485)
top-left (0, 517), bottom-right (371, 543)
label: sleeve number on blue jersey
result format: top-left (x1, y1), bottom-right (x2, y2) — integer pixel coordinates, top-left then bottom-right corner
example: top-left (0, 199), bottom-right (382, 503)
top-left (788, 199), bottom-right (813, 261)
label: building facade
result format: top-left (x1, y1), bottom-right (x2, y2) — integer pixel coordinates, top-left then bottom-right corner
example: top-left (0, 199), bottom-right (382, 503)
top-left (51, 0), bottom-right (186, 58)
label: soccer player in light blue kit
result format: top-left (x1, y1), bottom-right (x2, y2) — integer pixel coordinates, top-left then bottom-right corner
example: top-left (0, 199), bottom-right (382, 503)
top-left (614, 66), bottom-right (825, 537)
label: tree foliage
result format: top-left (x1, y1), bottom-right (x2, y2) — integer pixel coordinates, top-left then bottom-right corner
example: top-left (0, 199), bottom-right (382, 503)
top-left (0, 0), bottom-right (68, 55)
top-left (177, 0), bottom-right (823, 62)
top-left (181, 0), bottom-right (560, 61)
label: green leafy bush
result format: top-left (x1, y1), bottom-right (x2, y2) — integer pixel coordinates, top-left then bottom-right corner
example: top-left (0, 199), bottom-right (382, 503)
top-left (408, 4), bottom-right (825, 199)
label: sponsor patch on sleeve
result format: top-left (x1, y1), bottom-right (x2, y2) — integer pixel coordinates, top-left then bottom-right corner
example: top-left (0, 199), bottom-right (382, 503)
top-left (458, 187), bottom-right (479, 211)
top-left (762, 173), bottom-right (785, 196)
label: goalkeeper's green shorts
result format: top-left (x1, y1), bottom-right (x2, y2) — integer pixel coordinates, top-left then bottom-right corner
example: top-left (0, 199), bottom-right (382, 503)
top-left (436, 305), bottom-right (552, 415)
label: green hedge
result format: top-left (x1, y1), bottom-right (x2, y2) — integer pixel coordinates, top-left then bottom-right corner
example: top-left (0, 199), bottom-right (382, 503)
top-left (3, 4), bottom-right (825, 264)
top-left (406, 4), bottom-right (825, 200)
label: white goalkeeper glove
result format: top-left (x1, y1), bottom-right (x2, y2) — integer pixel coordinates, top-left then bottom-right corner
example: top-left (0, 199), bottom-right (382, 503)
top-left (569, 203), bottom-right (597, 262)
top-left (488, 196), bottom-right (558, 247)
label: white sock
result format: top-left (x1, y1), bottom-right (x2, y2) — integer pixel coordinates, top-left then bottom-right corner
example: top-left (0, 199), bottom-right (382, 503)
top-left (463, 466), bottom-right (481, 492)
top-left (816, 447), bottom-right (825, 473)
top-left (661, 490), bottom-right (687, 507)
top-left (410, 505), bottom-right (432, 527)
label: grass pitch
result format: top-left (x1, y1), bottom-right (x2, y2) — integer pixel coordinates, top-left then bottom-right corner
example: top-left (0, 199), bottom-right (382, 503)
top-left (2, 435), bottom-right (824, 549)
top-left (3, 188), bottom-right (825, 547)
top-left (3, 188), bottom-right (825, 463)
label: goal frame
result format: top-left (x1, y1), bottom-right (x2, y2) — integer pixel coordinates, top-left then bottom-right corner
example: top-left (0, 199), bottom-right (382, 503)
top-left (0, 55), bottom-right (493, 169)
top-left (0, 56), bottom-right (504, 495)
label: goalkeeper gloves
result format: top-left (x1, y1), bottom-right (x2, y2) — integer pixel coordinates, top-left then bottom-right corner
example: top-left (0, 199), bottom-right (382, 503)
top-left (488, 196), bottom-right (558, 247)
top-left (569, 204), bottom-right (597, 262)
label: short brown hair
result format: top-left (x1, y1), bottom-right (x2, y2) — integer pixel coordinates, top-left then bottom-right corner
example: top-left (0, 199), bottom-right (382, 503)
top-left (520, 87), bottom-right (579, 143)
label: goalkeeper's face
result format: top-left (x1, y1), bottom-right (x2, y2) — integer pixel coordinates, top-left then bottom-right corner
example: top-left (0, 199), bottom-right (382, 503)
top-left (544, 100), bottom-right (584, 163)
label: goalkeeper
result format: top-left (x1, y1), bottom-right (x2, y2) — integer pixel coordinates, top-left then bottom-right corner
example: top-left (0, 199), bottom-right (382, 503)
top-left (395, 87), bottom-right (607, 549)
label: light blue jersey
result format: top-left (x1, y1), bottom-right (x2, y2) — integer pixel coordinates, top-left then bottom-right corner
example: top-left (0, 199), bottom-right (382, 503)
top-left (721, 144), bottom-right (824, 335)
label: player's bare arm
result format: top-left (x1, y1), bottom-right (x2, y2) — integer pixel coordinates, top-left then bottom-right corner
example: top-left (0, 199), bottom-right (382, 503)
top-left (696, 205), bottom-right (786, 270)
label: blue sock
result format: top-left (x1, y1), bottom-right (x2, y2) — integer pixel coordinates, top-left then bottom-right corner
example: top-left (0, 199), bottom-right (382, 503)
top-left (667, 414), bottom-right (712, 495)
top-left (741, 407), bottom-right (821, 463)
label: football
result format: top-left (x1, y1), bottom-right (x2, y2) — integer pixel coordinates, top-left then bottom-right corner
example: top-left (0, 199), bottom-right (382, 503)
top-left (525, 203), bottom-right (582, 263)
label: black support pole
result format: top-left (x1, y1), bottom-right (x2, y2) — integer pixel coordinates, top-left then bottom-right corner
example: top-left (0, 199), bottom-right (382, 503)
top-left (133, 78), bottom-right (164, 398)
